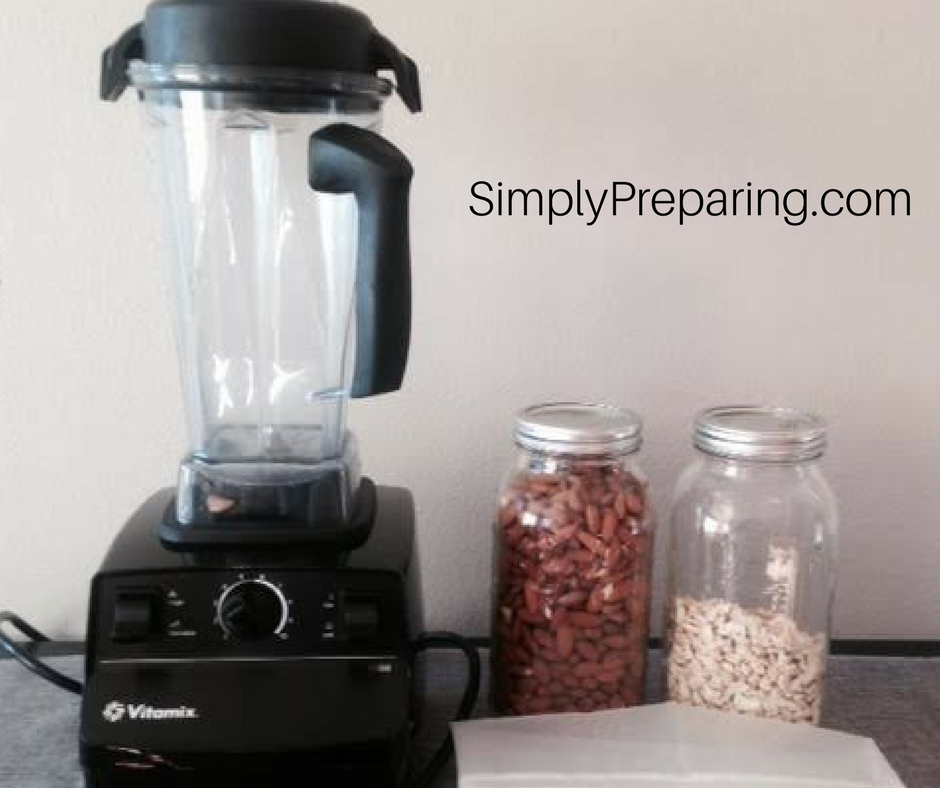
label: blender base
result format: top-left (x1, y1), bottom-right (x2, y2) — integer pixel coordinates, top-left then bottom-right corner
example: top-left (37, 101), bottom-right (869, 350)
top-left (80, 485), bottom-right (422, 788)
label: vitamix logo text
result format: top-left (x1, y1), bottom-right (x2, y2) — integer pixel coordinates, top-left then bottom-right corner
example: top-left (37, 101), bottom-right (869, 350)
top-left (102, 701), bottom-right (199, 723)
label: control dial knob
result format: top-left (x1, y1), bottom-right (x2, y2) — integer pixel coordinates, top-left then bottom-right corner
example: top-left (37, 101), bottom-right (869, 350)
top-left (217, 580), bottom-right (287, 641)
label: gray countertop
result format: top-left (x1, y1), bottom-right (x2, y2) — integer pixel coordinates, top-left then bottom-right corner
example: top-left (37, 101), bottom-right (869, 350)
top-left (1, 651), bottom-right (938, 788)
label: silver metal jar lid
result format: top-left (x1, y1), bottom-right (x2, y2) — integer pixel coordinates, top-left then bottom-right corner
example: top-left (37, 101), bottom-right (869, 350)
top-left (693, 405), bottom-right (827, 463)
top-left (514, 402), bottom-right (643, 456)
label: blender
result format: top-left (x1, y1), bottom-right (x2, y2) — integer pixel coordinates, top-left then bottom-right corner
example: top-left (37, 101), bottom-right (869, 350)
top-left (80, 2), bottom-right (428, 786)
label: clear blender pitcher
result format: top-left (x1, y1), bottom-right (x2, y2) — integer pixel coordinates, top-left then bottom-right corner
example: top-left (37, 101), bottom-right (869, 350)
top-left (101, 0), bottom-right (421, 543)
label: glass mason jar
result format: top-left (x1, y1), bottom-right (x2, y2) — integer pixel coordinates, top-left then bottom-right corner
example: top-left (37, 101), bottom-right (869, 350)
top-left (493, 403), bottom-right (655, 715)
top-left (665, 406), bottom-right (838, 725)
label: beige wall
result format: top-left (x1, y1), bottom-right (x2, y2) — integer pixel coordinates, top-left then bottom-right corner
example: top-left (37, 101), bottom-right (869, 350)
top-left (0, 0), bottom-right (938, 639)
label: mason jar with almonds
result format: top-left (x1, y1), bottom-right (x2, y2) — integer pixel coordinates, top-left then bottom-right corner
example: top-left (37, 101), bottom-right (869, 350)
top-left (492, 403), bottom-right (655, 716)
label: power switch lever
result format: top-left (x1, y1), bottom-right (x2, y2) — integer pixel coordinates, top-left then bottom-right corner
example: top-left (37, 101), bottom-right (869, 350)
top-left (112, 588), bottom-right (160, 643)
top-left (342, 596), bottom-right (381, 641)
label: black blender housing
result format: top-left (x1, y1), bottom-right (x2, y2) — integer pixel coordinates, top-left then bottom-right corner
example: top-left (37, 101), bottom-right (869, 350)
top-left (100, 0), bottom-right (422, 547)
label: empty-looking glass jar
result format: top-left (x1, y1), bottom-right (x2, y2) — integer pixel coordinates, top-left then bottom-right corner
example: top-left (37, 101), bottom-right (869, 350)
top-left (665, 406), bottom-right (838, 725)
top-left (493, 403), bottom-right (655, 715)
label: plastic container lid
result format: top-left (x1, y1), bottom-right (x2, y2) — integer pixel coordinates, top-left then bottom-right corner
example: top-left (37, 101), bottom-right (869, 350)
top-left (693, 405), bottom-right (827, 463)
top-left (514, 403), bottom-right (643, 456)
top-left (101, 0), bottom-right (421, 112)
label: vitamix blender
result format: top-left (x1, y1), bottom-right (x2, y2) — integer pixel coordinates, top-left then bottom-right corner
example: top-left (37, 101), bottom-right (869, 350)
top-left (81, 2), bottom-right (424, 786)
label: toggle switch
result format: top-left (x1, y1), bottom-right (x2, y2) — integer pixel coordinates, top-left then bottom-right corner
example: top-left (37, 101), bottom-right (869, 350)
top-left (341, 595), bottom-right (381, 640)
top-left (112, 587), bottom-right (161, 643)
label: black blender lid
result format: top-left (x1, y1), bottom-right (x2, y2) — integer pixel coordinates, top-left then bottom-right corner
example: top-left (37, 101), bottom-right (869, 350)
top-left (101, 0), bottom-right (421, 112)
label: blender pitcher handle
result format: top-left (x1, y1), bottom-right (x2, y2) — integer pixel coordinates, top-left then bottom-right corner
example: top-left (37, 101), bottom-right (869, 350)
top-left (310, 124), bottom-right (414, 399)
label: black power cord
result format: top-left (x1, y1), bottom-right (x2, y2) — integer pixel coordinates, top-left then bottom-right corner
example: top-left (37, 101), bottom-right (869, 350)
top-left (0, 611), bottom-right (83, 695)
top-left (409, 631), bottom-right (481, 788)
